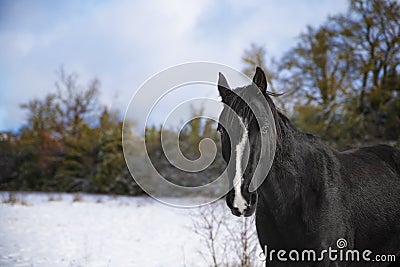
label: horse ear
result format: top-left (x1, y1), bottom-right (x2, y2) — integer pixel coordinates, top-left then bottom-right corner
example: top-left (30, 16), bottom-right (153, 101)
top-left (218, 72), bottom-right (231, 100)
top-left (253, 66), bottom-right (267, 92)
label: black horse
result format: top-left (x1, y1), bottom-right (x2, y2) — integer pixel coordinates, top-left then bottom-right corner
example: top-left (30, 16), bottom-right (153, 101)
top-left (217, 67), bottom-right (400, 266)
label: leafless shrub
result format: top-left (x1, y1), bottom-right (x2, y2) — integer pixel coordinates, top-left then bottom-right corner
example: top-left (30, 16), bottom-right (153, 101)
top-left (72, 193), bottom-right (84, 202)
top-left (48, 193), bottom-right (63, 202)
top-left (2, 192), bottom-right (29, 206)
top-left (225, 216), bottom-right (259, 267)
top-left (20, 197), bottom-right (29, 206)
top-left (191, 201), bottom-right (260, 267)
top-left (192, 201), bottom-right (230, 267)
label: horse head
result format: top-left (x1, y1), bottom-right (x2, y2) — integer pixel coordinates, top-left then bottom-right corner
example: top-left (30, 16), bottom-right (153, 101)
top-left (217, 67), bottom-right (276, 217)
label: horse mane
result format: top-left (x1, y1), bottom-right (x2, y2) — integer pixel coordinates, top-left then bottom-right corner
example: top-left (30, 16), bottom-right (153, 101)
top-left (265, 90), bottom-right (284, 98)
top-left (262, 90), bottom-right (302, 139)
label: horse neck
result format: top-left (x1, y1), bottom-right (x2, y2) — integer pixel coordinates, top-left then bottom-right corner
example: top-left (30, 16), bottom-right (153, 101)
top-left (258, 110), bottom-right (308, 214)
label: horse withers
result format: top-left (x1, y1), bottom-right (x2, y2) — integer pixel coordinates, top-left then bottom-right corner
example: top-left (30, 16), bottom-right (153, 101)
top-left (217, 67), bottom-right (400, 266)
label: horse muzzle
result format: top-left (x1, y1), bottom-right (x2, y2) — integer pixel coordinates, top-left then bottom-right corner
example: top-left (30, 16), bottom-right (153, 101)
top-left (226, 189), bottom-right (258, 217)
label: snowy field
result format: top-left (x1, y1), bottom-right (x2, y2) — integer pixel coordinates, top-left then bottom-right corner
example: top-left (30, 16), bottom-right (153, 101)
top-left (0, 192), bottom-right (262, 267)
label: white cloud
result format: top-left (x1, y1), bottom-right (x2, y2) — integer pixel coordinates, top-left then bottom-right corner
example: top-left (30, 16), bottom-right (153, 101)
top-left (0, 0), bottom-right (348, 131)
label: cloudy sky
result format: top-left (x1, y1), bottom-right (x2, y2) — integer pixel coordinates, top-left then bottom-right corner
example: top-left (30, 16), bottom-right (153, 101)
top-left (0, 0), bottom-right (348, 132)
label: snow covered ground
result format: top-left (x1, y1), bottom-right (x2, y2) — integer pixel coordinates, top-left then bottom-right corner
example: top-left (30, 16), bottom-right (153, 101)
top-left (0, 192), bottom-right (262, 267)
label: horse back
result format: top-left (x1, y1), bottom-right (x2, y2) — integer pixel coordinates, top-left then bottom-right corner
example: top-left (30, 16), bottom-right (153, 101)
top-left (339, 144), bottom-right (400, 180)
top-left (357, 144), bottom-right (400, 175)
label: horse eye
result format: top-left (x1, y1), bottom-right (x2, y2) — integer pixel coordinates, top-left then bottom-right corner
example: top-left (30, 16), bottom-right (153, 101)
top-left (217, 125), bottom-right (223, 134)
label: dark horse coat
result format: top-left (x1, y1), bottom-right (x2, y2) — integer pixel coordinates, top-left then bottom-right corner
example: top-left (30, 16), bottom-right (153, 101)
top-left (218, 67), bottom-right (400, 266)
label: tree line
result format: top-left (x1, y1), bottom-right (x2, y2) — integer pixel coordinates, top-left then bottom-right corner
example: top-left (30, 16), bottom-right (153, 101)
top-left (243, 0), bottom-right (400, 148)
top-left (0, 0), bottom-right (399, 194)
top-left (0, 69), bottom-right (141, 194)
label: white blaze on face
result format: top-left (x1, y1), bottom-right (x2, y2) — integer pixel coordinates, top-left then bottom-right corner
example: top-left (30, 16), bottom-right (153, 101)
top-left (233, 118), bottom-right (248, 215)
